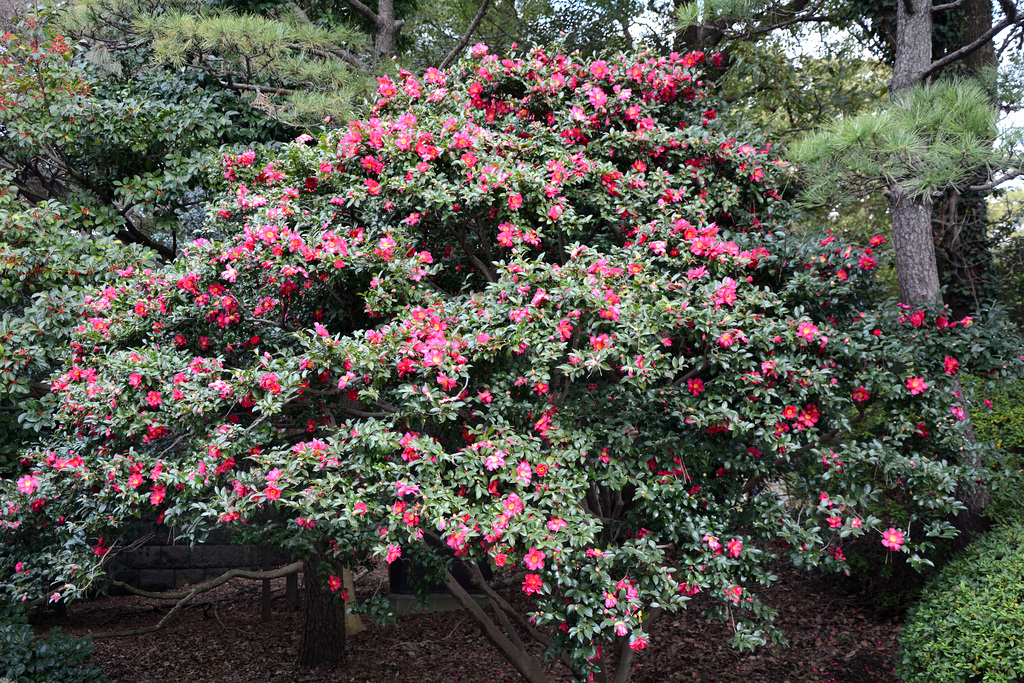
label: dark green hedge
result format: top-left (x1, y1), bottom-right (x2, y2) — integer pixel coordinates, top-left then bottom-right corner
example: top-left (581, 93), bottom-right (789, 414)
top-left (0, 609), bottom-right (107, 683)
top-left (898, 521), bottom-right (1024, 682)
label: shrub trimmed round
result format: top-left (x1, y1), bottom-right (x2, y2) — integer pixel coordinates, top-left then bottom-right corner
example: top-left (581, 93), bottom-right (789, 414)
top-left (898, 522), bottom-right (1024, 682)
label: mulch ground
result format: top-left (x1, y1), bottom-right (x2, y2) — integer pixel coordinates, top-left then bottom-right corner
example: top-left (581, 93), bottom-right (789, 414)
top-left (39, 560), bottom-right (905, 683)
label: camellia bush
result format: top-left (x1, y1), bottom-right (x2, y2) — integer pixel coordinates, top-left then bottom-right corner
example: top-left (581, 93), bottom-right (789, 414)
top-left (2, 44), bottom-right (1021, 681)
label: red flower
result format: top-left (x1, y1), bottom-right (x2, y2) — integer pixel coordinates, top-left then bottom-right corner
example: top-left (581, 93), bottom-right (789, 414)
top-left (522, 573), bottom-right (543, 595)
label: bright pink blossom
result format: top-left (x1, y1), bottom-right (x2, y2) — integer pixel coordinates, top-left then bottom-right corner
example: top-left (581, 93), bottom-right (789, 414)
top-left (906, 377), bottom-right (928, 395)
top-left (524, 547), bottom-right (546, 570)
top-left (17, 475), bottom-right (38, 495)
top-left (881, 528), bottom-right (904, 551)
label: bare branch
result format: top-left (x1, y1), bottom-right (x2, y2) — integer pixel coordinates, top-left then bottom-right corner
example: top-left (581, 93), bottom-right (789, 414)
top-left (338, 0), bottom-right (380, 25)
top-left (967, 168), bottom-right (1024, 191)
top-left (439, 0), bottom-right (493, 70)
top-left (218, 81), bottom-right (296, 96)
top-left (931, 0), bottom-right (964, 11)
top-left (97, 561), bottom-right (303, 638)
top-left (921, 9), bottom-right (1022, 81)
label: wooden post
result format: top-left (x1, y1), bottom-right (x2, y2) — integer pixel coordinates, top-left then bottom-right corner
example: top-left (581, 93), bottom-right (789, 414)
top-left (261, 545), bottom-right (272, 622)
top-left (285, 571), bottom-right (298, 609)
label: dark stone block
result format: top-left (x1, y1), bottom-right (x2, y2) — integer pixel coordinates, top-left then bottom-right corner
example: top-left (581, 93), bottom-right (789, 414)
top-left (191, 545), bottom-right (233, 567)
top-left (138, 569), bottom-right (175, 592)
top-left (123, 546), bottom-right (160, 569)
top-left (205, 527), bottom-right (234, 544)
top-left (112, 570), bottom-right (139, 591)
top-left (176, 569), bottom-right (205, 588)
top-left (160, 545), bottom-right (191, 568)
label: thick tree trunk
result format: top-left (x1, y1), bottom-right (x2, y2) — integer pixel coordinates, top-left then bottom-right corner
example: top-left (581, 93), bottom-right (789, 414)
top-left (891, 0), bottom-right (933, 92)
top-left (961, 0), bottom-right (996, 78)
top-left (374, 0), bottom-right (402, 59)
top-left (889, 0), bottom-right (990, 540)
top-left (888, 182), bottom-right (941, 304)
top-left (297, 553), bottom-right (346, 667)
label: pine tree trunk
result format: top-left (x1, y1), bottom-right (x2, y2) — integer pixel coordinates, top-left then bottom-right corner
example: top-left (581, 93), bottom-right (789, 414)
top-left (374, 0), bottom-right (401, 59)
top-left (889, 0), bottom-right (990, 539)
top-left (891, 0), bottom-right (933, 93)
top-left (888, 182), bottom-right (941, 304)
top-left (297, 553), bottom-right (346, 667)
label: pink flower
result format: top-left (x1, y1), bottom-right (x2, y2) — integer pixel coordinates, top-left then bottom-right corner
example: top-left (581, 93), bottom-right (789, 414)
top-left (713, 278), bottom-right (737, 307)
top-left (796, 321), bottom-right (818, 342)
top-left (484, 452), bottom-right (506, 471)
top-left (590, 334), bottom-right (611, 351)
top-left (906, 377), bottom-right (928, 395)
top-left (827, 515), bottom-right (842, 528)
top-left (944, 356), bottom-right (959, 375)
top-left (548, 204), bottom-right (564, 221)
top-left (724, 584), bottom-right (742, 604)
top-left (328, 575), bottom-right (342, 592)
top-left (17, 475), bottom-right (38, 495)
top-left (386, 543), bottom-right (402, 564)
top-left (516, 461), bottom-right (533, 483)
top-left (881, 527), bottom-right (904, 551)
top-left (852, 386), bottom-right (871, 403)
top-left (951, 405), bottom-right (966, 421)
top-left (687, 378), bottom-right (704, 396)
top-left (589, 60), bottom-right (610, 79)
top-left (703, 534), bottom-right (721, 552)
top-left (150, 485), bottom-right (166, 506)
top-left (508, 193), bottom-right (523, 210)
top-left (726, 538), bottom-right (743, 558)
top-left (522, 573), bottom-right (544, 595)
top-left (353, 501), bottom-right (367, 515)
top-left (547, 517), bottom-right (567, 532)
top-left (588, 87), bottom-right (608, 107)
top-left (263, 484), bottom-right (281, 501)
top-left (146, 391), bottom-right (162, 407)
top-left (524, 547), bottom-right (546, 570)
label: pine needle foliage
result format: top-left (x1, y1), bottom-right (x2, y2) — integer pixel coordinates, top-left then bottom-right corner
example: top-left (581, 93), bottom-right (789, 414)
top-left (791, 80), bottom-right (998, 204)
top-left (62, 0), bottom-right (374, 126)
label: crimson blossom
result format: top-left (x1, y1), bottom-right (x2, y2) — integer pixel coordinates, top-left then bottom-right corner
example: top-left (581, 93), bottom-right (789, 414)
top-left (2, 44), bottom-right (1020, 682)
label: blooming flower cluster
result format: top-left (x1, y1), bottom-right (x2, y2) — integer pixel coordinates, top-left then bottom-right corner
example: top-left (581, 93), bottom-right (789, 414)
top-left (2, 43), bottom-right (1020, 682)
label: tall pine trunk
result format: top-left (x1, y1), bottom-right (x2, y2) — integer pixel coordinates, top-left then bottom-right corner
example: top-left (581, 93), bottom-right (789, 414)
top-left (297, 552), bottom-right (347, 667)
top-left (889, 0), bottom-right (990, 539)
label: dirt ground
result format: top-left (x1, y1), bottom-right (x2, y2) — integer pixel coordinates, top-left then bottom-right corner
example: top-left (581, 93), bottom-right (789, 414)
top-left (42, 559), bottom-right (905, 683)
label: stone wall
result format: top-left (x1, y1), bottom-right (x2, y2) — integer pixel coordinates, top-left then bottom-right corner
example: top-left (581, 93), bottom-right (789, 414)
top-left (113, 528), bottom-right (280, 592)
